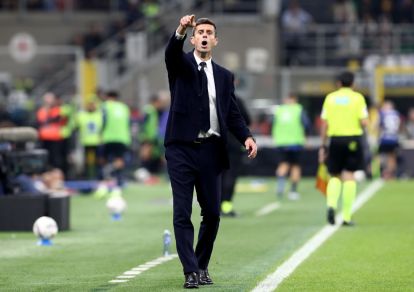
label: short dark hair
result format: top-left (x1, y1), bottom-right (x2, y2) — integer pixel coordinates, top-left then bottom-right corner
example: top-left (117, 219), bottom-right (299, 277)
top-left (192, 18), bottom-right (217, 36)
top-left (106, 90), bottom-right (119, 99)
top-left (337, 71), bottom-right (354, 87)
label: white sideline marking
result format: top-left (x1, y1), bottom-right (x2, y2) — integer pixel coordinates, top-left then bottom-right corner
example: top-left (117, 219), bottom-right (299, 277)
top-left (108, 254), bottom-right (178, 284)
top-left (252, 180), bottom-right (384, 292)
top-left (117, 275), bottom-right (136, 279)
top-left (109, 280), bottom-right (128, 283)
top-left (123, 271), bottom-right (142, 275)
top-left (256, 202), bottom-right (281, 216)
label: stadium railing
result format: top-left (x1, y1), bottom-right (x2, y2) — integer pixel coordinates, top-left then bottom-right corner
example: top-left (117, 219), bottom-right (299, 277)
top-left (280, 23), bottom-right (414, 67)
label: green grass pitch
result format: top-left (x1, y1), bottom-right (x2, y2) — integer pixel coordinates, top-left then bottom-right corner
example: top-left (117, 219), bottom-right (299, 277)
top-left (0, 178), bottom-right (412, 291)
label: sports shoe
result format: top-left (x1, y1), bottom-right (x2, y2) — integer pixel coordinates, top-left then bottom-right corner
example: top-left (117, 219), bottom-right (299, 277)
top-left (109, 187), bottom-right (122, 198)
top-left (327, 207), bottom-right (335, 225)
top-left (342, 221), bottom-right (355, 227)
top-left (93, 184), bottom-right (109, 199)
top-left (288, 192), bottom-right (300, 201)
top-left (221, 210), bottom-right (238, 217)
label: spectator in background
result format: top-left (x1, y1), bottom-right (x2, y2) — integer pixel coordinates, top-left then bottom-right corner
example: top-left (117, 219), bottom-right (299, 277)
top-left (333, 0), bottom-right (357, 24)
top-left (405, 107), bottom-right (414, 139)
top-left (83, 23), bottom-right (104, 58)
top-left (272, 94), bottom-right (310, 201)
top-left (124, 1), bottom-right (144, 25)
top-left (57, 96), bottom-right (75, 177)
top-left (357, 0), bottom-right (375, 20)
top-left (281, 0), bottom-right (313, 66)
top-left (142, 0), bottom-right (160, 27)
top-left (36, 92), bottom-right (70, 174)
top-left (393, 0), bottom-right (414, 23)
top-left (0, 102), bottom-right (14, 128)
top-left (333, 0), bottom-right (360, 58)
top-left (378, 100), bottom-right (401, 179)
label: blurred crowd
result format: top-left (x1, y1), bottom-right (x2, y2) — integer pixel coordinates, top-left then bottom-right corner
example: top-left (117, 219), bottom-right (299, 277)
top-left (0, 86), bottom-right (170, 186)
top-left (0, 0), bottom-right (159, 11)
top-left (69, 0), bottom-right (163, 61)
top-left (281, 0), bottom-right (414, 65)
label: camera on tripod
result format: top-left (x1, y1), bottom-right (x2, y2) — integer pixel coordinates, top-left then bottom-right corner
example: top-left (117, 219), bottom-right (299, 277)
top-left (0, 127), bottom-right (48, 195)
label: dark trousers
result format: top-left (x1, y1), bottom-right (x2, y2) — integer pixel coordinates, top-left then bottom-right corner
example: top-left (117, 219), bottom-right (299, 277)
top-left (221, 149), bottom-right (243, 202)
top-left (165, 139), bottom-right (223, 274)
top-left (42, 140), bottom-right (66, 172)
top-left (83, 146), bottom-right (99, 179)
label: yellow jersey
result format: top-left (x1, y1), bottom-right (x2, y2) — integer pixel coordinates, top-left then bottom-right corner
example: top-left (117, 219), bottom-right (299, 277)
top-left (321, 87), bottom-right (368, 137)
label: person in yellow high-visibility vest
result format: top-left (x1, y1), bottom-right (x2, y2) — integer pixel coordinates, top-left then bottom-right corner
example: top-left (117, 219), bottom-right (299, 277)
top-left (319, 71), bottom-right (368, 226)
top-left (76, 99), bottom-right (103, 179)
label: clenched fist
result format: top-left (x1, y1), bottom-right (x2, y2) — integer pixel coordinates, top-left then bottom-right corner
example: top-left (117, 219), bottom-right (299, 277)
top-left (179, 14), bottom-right (196, 29)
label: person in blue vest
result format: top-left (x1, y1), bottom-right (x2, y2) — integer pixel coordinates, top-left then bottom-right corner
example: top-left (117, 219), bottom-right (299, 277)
top-left (378, 100), bottom-right (401, 179)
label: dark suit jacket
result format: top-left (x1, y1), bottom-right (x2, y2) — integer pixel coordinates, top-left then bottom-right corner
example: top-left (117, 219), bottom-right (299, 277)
top-left (164, 33), bottom-right (251, 167)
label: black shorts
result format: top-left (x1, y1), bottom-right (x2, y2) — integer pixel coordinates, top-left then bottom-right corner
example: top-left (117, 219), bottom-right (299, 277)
top-left (328, 136), bottom-right (364, 174)
top-left (103, 142), bottom-right (127, 160)
top-left (277, 146), bottom-right (303, 165)
top-left (378, 142), bottom-right (399, 154)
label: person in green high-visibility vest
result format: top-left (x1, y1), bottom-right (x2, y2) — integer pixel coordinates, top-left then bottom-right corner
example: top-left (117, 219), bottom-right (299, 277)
top-left (76, 99), bottom-right (103, 179)
top-left (272, 94), bottom-right (310, 201)
top-left (96, 91), bottom-right (131, 198)
top-left (138, 94), bottom-right (167, 175)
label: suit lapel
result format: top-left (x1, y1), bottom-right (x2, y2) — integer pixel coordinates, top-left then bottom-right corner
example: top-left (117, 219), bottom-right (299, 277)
top-left (212, 61), bottom-right (224, 120)
top-left (189, 52), bottom-right (202, 93)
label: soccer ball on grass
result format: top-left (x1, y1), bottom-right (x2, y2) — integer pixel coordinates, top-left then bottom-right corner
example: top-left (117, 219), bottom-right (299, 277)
top-left (32, 216), bottom-right (58, 245)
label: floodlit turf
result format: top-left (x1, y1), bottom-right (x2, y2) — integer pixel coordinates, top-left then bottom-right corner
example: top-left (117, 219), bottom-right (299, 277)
top-left (278, 180), bottom-right (414, 292)
top-left (0, 178), bottom-right (411, 291)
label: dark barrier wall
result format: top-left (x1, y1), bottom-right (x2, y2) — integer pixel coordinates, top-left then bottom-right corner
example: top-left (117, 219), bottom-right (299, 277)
top-left (239, 147), bottom-right (319, 177)
top-left (239, 147), bottom-right (414, 178)
top-left (0, 195), bottom-right (70, 231)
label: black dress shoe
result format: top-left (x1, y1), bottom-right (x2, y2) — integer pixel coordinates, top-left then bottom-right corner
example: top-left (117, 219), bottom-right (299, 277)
top-left (198, 269), bottom-right (213, 285)
top-left (183, 272), bottom-right (199, 289)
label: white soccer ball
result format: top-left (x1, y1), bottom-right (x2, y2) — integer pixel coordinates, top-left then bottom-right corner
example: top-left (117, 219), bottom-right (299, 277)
top-left (33, 216), bottom-right (58, 239)
top-left (106, 196), bottom-right (127, 214)
top-left (134, 167), bottom-right (150, 182)
top-left (354, 170), bottom-right (366, 182)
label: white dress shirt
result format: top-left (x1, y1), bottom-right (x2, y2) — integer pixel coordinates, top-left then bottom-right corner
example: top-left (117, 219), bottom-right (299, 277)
top-left (193, 52), bottom-right (220, 138)
top-left (175, 31), bottom-right (221, 137)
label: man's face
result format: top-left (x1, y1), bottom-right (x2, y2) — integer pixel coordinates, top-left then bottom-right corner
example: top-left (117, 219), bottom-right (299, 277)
top-left (43, 93), bottom-right (56, 107)
top-left (190, 24), bottom-right (218, 54)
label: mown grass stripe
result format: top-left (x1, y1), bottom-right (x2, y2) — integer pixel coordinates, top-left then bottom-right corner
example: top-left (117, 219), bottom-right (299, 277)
top-left (252, 180), bottom-right (384, 292)
top-left (256, 202), bottom-right (280, 216)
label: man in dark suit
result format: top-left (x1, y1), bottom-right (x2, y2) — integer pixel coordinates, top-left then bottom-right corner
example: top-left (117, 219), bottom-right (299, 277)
top-left (165, 15), bottom-right (258, 289)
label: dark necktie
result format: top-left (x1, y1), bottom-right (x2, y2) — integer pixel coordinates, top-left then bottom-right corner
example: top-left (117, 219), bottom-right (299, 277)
top-left (199, 62), bottom-right (210, 132)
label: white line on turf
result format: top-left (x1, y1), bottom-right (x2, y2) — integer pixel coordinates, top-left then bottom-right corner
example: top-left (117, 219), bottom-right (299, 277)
top-left (108, 254), bottom-right (178, 284)
top-left (256, 202), bottom-right (281, 216)
top-left (251, 179), bottom-right (384, 292)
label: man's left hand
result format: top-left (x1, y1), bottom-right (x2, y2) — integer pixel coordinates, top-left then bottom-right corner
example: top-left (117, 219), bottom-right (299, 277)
top-left (245, 137), bottom-right (257, 159)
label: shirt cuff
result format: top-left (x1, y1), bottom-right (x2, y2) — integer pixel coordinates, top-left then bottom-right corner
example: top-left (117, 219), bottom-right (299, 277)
top-left (175, 31), bottom-right (186, 40)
